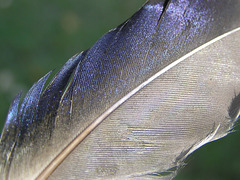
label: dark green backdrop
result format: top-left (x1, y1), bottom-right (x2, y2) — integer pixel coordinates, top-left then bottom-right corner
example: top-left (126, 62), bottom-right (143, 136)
top-left (0, 0), bottom-right (239, 179)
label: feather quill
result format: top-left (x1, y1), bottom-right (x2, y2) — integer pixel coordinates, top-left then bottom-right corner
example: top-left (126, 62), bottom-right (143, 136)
top-left (1, 0), bottom-right (240, 179)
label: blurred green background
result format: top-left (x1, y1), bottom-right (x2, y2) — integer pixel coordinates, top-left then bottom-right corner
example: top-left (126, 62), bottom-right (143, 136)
top-left (0, 0), bottom-right (240, 179)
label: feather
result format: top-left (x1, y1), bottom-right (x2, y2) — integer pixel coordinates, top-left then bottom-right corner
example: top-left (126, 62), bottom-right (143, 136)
top-left (1, 0), bottom-right (240, 179)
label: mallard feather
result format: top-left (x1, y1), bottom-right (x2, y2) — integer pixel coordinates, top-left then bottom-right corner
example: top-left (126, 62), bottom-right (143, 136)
top-left (1, 0), bottom-right (240, 179)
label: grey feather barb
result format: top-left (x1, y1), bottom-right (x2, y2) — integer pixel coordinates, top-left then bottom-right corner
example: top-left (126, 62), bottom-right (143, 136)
top-left (1, 0), bottom-right (240, 179)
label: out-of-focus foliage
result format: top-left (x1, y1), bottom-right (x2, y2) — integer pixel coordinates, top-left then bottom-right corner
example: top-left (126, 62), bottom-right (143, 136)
top-left (0, 0), bottom-right (239, 179)
top-left (0, 0), bottom-right (145, 129)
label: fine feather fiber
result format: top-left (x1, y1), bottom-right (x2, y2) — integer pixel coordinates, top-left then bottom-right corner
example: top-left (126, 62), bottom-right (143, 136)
top-left (0, 0), bottom-right (240, 180)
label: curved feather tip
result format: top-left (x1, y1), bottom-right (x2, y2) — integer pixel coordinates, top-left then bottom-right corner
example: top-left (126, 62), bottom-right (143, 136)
top-left (1, 0), bottom-right (240, 179)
